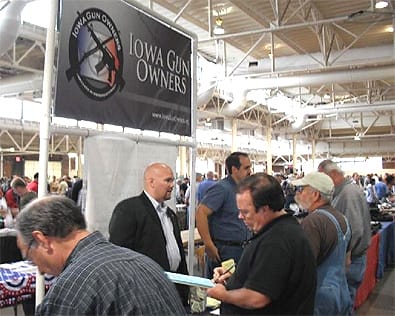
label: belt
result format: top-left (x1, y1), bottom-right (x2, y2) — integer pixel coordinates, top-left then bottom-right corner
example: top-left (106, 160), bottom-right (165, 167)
top-left (214, 239), bottom-right (245, 247)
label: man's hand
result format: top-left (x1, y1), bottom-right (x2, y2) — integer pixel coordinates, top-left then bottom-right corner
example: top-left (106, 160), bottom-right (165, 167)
top-left (212, 266), bottom-right (232, 284)
top-left (205, 242), bottom-right (220, 262)
top-left (207, 283), bottom-right (227, 301)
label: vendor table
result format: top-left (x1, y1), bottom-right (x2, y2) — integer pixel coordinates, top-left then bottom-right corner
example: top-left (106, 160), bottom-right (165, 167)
top-left (354, 221), bottom-right (394, 309)
top-left (0, 229), bottom-right (22, 264)
top-left (354, 232), bottom-right (380, 309)
top-left (181, 228), bottom-right (202, 248)
top-left (376, 221), bottom-right (395, 279)
top-left (0, 261), bottom-right (55, 308)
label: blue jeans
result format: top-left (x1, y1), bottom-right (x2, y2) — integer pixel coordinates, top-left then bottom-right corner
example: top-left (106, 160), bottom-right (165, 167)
top-left (204, 243), bottom-right (244, 278)
top-left (347, 254), bottom-right (367, 308)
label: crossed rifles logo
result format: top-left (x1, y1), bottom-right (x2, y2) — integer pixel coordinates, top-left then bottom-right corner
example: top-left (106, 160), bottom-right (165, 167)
top-left (66, 8), bottom-right (125, 101)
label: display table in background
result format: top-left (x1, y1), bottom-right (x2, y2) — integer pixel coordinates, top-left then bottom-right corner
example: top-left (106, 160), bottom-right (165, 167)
top-left (181, 228), bottom-right (202, 248)
top-left (0, 261), bottom-right (55, 308)
top-left (354, 232), bottom-right (380, 309)
top-left (354, 221), bottom-right (394, 309)
top-left (0, 229), bottom-right (22, 264)
top-left (376, 221), bottom-right (394, 279)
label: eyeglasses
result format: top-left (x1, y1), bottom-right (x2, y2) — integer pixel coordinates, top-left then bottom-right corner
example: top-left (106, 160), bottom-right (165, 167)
top-left (294, 185), bottom-right (307, 193)
top-left (23, 239), bottom-right (34, 261)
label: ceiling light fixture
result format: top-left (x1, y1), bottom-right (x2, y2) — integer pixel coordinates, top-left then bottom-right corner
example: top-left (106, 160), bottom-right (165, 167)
top-left (213, 16), bottom-right (225, 35)
top-left (204, 117), bottom-right (212, 127)
top-left (375, 1), bottom-right (388, 9)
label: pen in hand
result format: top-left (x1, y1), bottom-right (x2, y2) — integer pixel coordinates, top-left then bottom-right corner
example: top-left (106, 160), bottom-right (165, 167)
top-left (212, 264), bottom-right (235, 284)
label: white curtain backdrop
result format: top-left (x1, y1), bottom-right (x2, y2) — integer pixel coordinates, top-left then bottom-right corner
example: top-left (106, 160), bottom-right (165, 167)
top-left (83, 135), bottom-right (178, 238)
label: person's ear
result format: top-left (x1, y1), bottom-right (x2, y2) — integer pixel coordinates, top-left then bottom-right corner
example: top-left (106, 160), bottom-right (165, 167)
top-left (257, 205), bottom-right (268, 213)
top-left (32, 230), bottom-right (51, 251)
top-left (328, 170), bottom-right (337, 181)
top-left (147, 176), bottom-right (154, 187)
top-left (312, 190), bottom-right (321, 202)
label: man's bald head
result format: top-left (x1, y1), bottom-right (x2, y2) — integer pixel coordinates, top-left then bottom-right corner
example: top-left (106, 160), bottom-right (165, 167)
top-left (144, 163), bottom-right (175, 202)
top-left (206, 171), bottom-right (214, 180)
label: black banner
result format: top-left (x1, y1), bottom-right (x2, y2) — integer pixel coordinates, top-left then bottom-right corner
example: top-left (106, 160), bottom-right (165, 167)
top-left (55, 0), bottom-right (192, 136)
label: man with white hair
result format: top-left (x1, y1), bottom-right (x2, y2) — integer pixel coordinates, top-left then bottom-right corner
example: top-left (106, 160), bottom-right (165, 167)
top-left (197, 171), bottom-right (216, 203)
top-left (293, 172), bottom-right (353, 315)
top-left (318, 160), bottom-right (371, 306)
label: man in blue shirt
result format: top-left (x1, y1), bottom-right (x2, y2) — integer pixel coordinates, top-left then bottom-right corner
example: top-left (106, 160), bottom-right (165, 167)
top-left (375, 176), bottom-right (388, 200)
top-left (197, 171), bottom-right (216, 203)
top-left (196, 152), bottom-right (251, 278)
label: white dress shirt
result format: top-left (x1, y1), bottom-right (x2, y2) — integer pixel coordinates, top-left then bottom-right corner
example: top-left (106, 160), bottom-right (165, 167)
top-left (144, 191), bottom-right (181, 271)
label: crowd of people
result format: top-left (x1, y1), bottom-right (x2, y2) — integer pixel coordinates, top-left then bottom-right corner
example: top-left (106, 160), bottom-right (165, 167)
top-left (1, 156), bottom-right (395, 315)
top-left (0, 174), bottom-right (85, 227)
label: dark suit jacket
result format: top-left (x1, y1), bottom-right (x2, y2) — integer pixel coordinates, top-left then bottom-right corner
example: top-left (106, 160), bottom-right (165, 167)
top-left (108, 192), bottom-right (189, 305)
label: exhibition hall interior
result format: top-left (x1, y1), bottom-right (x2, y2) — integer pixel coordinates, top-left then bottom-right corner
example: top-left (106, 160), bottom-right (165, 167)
top-left (0, 0), bottom-right (394, 315)
top-left (0, 0), bottom-right (394, 176)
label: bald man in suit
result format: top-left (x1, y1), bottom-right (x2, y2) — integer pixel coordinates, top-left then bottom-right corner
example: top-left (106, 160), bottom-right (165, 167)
top-left (109, 163), bottom-right (189, 306)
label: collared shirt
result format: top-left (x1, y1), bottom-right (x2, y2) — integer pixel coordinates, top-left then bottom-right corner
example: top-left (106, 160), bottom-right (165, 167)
top-left (200, 176), bottom-right (250, 242)
top-left (144, 191), bottom-right (181, 271)
top-left (36, 231), bottom-right (186, 316)
top-left (197, 178), bottom-right (216, 202)
top-left (332, 179), bottom-right (371, 257)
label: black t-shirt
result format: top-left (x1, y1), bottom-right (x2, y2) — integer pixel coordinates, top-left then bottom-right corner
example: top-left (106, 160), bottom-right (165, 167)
top-left (180, 182), bottom-right (188, 196)
top-left (222, 214), bottom-right (317, 315)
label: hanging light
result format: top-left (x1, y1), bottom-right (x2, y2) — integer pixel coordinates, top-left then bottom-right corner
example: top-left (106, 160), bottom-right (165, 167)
top-left (213, 16), bottom-right (225, 35)
top-left (375, 1), bottom-right (388, 9)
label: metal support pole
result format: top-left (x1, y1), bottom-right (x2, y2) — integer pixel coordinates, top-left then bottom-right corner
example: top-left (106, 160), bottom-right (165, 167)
top-left (231, 119), bottom-right (237, 152)
top-left (187, 34), bottom-right (198, 275)
top-left (36, 0), bottom-right (58, 307)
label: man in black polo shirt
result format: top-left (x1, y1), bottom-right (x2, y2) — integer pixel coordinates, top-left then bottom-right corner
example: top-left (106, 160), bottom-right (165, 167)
top-left (207, 173), bottom-right (317, 315)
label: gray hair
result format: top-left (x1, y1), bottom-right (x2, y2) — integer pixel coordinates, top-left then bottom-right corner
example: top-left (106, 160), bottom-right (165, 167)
top-left (319, 191), bottom-right (333, 204)
top-left (317, 159), bottom-right (344, 176)
top-left (16, 195), bottom-right (86, 246)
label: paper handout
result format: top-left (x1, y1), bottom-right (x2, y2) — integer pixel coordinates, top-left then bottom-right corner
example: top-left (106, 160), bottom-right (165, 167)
top-left (165, 272), bottom-right (214, 288)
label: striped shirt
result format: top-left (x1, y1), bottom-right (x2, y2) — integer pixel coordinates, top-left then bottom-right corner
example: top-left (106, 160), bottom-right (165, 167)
top-left (36, 231), bottom-right (186, 315)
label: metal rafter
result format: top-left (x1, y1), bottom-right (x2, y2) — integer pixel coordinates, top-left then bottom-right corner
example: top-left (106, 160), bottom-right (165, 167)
top-left (228, 0), bottom-right (302, 55)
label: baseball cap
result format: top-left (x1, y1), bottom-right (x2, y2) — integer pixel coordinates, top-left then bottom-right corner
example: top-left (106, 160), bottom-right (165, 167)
top-left (292, 172), bottom-right (334, 196)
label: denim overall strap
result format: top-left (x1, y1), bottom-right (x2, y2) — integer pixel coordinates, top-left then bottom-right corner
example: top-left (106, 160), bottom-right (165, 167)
top-left (314, 208), bottom-right (353, 316)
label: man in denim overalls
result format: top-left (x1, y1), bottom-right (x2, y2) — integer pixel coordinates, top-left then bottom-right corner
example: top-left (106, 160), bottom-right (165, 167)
top-left (294, 172), bottom-right (353, 315)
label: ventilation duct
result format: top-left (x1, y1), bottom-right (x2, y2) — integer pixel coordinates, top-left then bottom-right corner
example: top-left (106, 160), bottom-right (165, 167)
top-left (290, 113), bottom-right (305, 130)
top-left (197, 82), bottom-right (216, 107)
top-left (248, 45), bottom-right (393, 73)
top-left (219, 77), bottom-right (248, 116)
top-left (222, 65), bottom-right (395, 129)
top-left (240, 66), bottom-right (395, 91)
top-left (0, 0), bottom-right (33, 56)
top-left (0, 73), bottom-right (43, 96)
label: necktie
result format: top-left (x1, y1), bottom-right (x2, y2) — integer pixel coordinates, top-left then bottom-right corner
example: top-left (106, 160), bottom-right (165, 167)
top-left (157, 204), bottom-right (181, 271)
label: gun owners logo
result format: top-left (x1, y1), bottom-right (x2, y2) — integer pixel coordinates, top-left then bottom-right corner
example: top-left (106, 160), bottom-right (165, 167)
top-left (66, 8), bottom-right (125, 101)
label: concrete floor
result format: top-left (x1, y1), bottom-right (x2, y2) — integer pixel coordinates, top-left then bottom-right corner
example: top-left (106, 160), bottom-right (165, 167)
top-left (357, 265), bottom-right (395, 315)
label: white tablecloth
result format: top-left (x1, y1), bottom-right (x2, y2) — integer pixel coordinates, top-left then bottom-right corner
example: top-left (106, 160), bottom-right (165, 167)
top-left (0, 228), bottom-right (17, 238)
